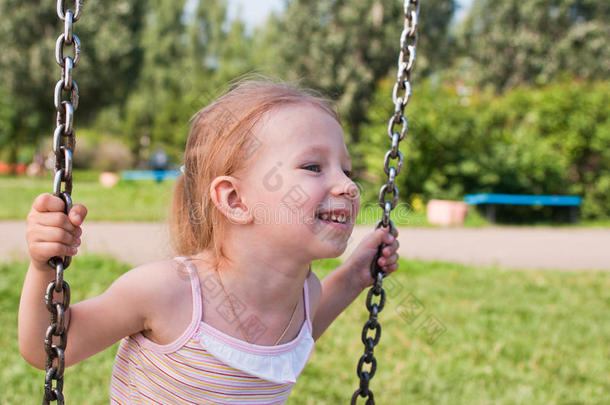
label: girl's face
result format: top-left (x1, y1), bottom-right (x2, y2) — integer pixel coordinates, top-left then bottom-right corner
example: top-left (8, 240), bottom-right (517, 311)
top-left (238, 103), bottom-right (360, 260)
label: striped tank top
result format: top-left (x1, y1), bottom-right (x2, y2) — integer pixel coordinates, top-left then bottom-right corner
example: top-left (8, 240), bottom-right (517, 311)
top-left (110, 256), bottom-right (315, 404)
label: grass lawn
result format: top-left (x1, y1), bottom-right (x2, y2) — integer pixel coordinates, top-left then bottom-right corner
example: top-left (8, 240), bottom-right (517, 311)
top-left (2, 255), bottom-right (608, 404)
top-left (0, 172), bottom-right (175, 222)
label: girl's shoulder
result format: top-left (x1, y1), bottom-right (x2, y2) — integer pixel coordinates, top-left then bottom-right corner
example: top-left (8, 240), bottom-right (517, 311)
top-left (118, 258), bottom-right (191, 295)
top-left (116, 258), bottom-right (194, 344)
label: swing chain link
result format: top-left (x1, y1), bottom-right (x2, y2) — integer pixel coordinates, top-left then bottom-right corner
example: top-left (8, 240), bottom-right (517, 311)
top-left (351, 1), bottom-right (419, 404)
top-left (43, 1), bottom-right (82, 404)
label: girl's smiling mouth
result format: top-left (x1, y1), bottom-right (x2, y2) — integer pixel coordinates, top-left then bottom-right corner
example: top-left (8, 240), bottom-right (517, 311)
top-left (315, 208), bottom-right (352, 232)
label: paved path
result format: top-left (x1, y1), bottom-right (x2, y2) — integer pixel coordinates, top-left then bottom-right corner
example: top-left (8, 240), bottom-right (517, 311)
top-left (2, 221), bottom-right (609, 271)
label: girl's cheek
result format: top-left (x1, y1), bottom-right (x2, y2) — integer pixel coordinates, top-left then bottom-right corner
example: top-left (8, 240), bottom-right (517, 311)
top-left (353, 199), bottom-right (361, 218)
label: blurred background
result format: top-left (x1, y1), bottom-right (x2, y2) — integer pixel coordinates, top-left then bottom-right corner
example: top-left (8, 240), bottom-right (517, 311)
top-left (1, 1), bottom-right (609, 404)
top-left (1, 0), bottom-right (608, 224)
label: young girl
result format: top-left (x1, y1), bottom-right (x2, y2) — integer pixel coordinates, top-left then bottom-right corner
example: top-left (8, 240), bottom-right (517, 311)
top-left (20, 79), bottom-right (400, 404)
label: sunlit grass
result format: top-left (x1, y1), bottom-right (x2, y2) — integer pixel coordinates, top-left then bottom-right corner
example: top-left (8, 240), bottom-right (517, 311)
top-left (3, 254), bottom-right (609, 404)
top-left (0, 171), bottom-right (174, 222)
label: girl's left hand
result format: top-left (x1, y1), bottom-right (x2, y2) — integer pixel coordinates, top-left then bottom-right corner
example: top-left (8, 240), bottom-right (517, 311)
top-left (344, 225), bottom-right (400, 291)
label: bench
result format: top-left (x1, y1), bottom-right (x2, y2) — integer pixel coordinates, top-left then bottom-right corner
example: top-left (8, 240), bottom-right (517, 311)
top-left (464, 193), bottom-right (582, 223)
top-left (120, 170), bottom-right (180, 182)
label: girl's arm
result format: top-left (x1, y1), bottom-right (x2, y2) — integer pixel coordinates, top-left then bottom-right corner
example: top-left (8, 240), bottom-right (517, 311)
top-left (311, 262), bottom-right (361, 340)
top-left (19, 261), bottom-right (153, 368)
top-left (19, 193), bottom-right (183, 369)
top-left (312, 227), bottom-right (399, 340)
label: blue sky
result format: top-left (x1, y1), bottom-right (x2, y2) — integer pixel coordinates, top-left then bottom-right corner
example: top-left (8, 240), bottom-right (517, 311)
top-left (227, 0), bottom-right (474, 30)
top-left (226, 0), bottom-right (284, 29)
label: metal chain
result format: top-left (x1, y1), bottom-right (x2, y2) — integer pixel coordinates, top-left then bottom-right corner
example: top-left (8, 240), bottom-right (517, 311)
top-left (351, 1), bottom-right (420, 403)
top-left (42, 1), bottom-right (82, 404)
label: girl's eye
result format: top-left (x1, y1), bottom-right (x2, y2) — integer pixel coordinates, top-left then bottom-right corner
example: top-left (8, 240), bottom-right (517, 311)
top-left (303, 164), bottom-right (321, 173)
top-left (303, 165), bottom-right (353, 178)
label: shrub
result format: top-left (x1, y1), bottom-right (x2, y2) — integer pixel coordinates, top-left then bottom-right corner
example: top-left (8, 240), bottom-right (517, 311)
top-left (72, 137), bottom-right (98, 170)
top-left (362, 78), bottom-right (610, 220)
top-left (91, 140), bottom-right (134, 172)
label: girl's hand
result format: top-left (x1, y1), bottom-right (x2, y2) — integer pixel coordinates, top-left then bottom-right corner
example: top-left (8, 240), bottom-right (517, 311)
top-left (26, 193), bottom-right (87, 270)
top-left (344, 225), bottom-right (400, 291)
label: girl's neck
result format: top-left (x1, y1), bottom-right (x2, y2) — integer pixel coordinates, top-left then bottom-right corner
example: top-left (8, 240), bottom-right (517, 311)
top-left (193, 245), bottom-right (310, 315)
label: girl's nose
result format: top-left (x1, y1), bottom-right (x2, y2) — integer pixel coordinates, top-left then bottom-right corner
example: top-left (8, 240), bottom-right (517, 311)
top-left (331, 173), bottom-right (359, 200)
top-left (345, 180), bottom-right (359, 199)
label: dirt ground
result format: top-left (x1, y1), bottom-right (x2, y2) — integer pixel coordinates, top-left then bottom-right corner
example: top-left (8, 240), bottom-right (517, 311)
top-left (2, 221), bottom-right (609, 271)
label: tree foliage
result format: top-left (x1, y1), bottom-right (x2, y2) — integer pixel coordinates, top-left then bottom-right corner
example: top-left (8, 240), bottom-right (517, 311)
top-left (0, 0), bottom-right (146, 163)
top-left (121, 0), bottom-right (189, 161)
top-left (363, 78), bottom-right (610, 220)
top-left (458, 0), bottom-right (610, 92)
top-left (121, 0), bottom-right (255, 163)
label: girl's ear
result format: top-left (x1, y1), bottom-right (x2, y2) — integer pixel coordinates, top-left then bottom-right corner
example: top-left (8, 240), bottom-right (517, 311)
top-left (209, 176), bottom-right (253, 225)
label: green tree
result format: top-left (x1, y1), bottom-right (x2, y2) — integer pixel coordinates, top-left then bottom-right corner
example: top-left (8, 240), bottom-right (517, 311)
top-left (183, 0), bottom-right (254, 104)
top-left (122, 0), bottom-right (188, 162)
top-left (122, 0), bottom-right (255, 163)
top-left (0, 0), bottom-right (147, 165)
top-left (458, 0), bottom-right (610, 92)
top-left (0, 84), bottom-right (16, 161)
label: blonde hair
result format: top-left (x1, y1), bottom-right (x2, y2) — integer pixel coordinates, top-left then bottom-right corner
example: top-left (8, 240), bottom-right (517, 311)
top-left (170, 78), bottom-right (340, 268)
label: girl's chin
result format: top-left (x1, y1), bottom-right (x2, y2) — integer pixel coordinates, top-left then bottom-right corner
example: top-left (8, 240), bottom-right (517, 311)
top-left (315, 234), bottom-right (350, 255)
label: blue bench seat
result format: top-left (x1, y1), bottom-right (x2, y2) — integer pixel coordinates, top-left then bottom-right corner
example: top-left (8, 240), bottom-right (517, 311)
top-left (464, 193), bottom-right (582, 222)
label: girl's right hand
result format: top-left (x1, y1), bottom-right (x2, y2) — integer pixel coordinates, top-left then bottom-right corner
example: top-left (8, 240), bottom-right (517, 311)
top-left (26, 193), bottom-right (87, 270)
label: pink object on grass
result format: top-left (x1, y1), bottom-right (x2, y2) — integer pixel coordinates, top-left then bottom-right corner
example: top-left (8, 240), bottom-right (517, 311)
top-left (426, 199), bottom-right (468, 226)
top-left (99, 172), bottom-right (120, 188)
